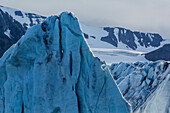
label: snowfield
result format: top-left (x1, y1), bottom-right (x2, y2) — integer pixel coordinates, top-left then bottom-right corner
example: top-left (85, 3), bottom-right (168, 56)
top-left (92, 48), bottom-right (147, 64)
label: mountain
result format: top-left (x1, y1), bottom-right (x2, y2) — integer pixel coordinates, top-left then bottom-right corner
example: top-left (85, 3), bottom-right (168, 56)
top-left (0, 5), bottom-right (46, 28)
top-left (0, 8), bottom-right (25, 57)
top-left (81, 24), bottom-right (166, 51)
top-left (0, 5), bottom-right (46, 58)
top-left (1, 5), bottom-right (170, 63)
top-left (0, 12), bottom-right (132, 113)
top-left (109, 61), bottom-right (170, 112)
top-left (81, 25), bottom-right (170, 63)
top-left (145, 44), bottom-right (170, 61)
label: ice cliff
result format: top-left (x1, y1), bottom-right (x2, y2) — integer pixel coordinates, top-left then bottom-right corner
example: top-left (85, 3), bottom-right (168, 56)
top-left (0, 12), bottom-right (132, 113)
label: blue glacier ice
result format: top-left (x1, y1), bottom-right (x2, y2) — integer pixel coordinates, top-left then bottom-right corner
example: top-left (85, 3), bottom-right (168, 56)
top-left (0, 12), bottom-right (132, 113)
top-left (109, 61), bottom-right (170, 112)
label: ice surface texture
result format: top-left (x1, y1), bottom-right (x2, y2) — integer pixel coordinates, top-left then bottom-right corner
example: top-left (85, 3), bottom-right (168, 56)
top-left (135, 74), bottom-right (170, 113)
top-left (0, 12), bottom-right (131, 113)
top-left (109, 61), bottom-right (170, 112)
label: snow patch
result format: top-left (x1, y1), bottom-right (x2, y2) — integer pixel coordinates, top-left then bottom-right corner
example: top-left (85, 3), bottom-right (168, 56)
top-left (4, 29), bottom-right (11, 39)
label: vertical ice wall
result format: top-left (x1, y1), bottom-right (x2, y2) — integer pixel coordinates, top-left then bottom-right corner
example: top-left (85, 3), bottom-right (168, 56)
top-left (0, 12), bottom-right (132, 113)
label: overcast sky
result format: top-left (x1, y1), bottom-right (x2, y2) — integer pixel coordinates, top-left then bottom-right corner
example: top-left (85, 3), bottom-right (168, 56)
top-left (1, 0), bottom-right (170, 38)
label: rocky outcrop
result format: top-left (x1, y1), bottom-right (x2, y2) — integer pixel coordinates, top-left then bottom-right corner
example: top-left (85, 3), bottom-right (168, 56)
top-left (0, 12), bottom-right (132, 113)
top-left (145, 44), bottom-right (170, 61)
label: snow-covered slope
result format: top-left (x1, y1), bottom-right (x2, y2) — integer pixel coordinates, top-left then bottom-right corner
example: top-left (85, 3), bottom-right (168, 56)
top-left (81, 24), bottom-right (170, 63)
top-left (0, 5), bottom-right (46, 28)
top-left (109, 61), bottom-right (170, 112)
top-left (0, 5), bottom-right (46, 58)
top-left (0, 7), bottom-right (26, 57)
top-left (81, 24), bottom-right (170, 52)
top-left (0, 12), bottom-right (132, 113)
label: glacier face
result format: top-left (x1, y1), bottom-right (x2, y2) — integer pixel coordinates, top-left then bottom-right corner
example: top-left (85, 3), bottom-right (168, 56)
top-left (109, 61), bottom-right (170, 112)
top-left (0, 12), bottom-right (132, 113)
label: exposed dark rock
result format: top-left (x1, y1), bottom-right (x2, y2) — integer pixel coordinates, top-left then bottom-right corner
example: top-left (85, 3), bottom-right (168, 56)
top-left (101, 27), bottom-right (163, 50)
top-left (83, 33), bottom-right (88, 39)
top-left (101, 27), bottom-right (118, 47)
top-left (90, 36), bottom-right (96, 39)
top-left (145, 44), bottom-right (170, 61)
top-left (134, 32), bottom-right (163, 47)
top-left (15, 11), bottom-right (23, 17)
top-left (118, 27), bottom-right (137, 50)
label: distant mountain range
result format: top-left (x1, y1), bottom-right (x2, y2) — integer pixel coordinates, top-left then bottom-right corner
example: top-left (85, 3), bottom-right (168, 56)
top-left (0, 5), bottom-right (170, 62)
top-left (83, 26), bottom-right (164, 50)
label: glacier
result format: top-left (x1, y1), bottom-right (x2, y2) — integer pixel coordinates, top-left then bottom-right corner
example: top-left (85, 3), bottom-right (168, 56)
top-left (0, 12), bottom-right (132, 113)
top-left (109, 61), bottom-right (170, 112)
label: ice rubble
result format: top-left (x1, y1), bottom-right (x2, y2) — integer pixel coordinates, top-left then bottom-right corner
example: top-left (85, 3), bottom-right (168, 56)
top-left (135, 74), bottom-right (170, 113)
top-left (109, 61), bottom-right (170, 112)
top-left (0, 12), bottom-right (132, 113)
